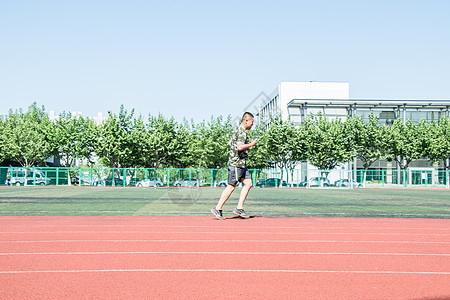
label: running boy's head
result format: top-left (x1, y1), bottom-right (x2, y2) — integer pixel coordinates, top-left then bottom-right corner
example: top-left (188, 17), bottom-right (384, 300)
top-left (241, 112), bottom-right (254, 130)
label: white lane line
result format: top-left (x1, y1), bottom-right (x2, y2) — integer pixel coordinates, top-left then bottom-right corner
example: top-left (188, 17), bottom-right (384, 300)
top-left (1, 231), bottom-right (450, 236)
top-left (1, 251), bottom-right (449, 256)
top-left (1, 239), bottom-right (450, 244)
top-left (3, 225), bottom-right (450, 231)
top-left (1, 211), bottom-right (449, 217)
top-left (1, 269), bottom-right (450, 275)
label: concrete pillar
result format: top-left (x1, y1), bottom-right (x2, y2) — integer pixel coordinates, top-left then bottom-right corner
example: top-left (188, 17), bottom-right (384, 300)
top-left (386, 161), bottom-right (393, 184)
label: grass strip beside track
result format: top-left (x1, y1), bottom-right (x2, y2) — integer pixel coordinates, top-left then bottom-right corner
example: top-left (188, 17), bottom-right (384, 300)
top-left (0, 186), bottom-right (449, 218)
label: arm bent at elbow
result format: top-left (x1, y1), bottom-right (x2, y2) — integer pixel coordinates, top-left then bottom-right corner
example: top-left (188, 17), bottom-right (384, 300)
top-left (236, 139), bottom-right (257, 151)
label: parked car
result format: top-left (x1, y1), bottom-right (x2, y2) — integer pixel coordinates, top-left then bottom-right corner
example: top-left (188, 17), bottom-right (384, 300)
top-left (173, 178), bottom-right (204, 187)
top-left (8, 168), bottom-right (51, 186)
top-left (299, 177), bottom-right (331, 187)
top-left (215, 180), bottom-right (242, 187)
top-left (104, 177), bottom-right (124, 186)
top-left (216, 180), bottom-right (228, 187)
top-left (71, 176), bottom-right (80, 185)
top-left (256, 178), bottom-right (290, 187)
top-left (128, 177), bottom-right (140, 187)
top-left (136, 177), bottom-right (163, 187)
top-left (334, 179), bottom-right (362, 187)
top-left (71, 175), bottom-right (100, 186)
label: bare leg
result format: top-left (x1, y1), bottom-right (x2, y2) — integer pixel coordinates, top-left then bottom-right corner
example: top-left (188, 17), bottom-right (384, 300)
top-left (236, 178), bottom-right (252, 209)
top-left (216, 184), bottom-right (235, 210)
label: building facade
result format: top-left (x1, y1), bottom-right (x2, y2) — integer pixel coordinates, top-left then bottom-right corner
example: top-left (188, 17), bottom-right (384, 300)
top-left (254, 81), bottom-right (450, 186)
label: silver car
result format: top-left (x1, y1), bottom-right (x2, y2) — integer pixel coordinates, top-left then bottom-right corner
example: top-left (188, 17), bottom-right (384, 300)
top-left (334, 179), bottom-right (362, 187)
top-left (300, 177), bottom-right (331, 187)
top-left (136, 177), bottom-right (163, 187)
top-left (215, 180), bottom-right (242, 187)
top-left (173, 178), bottom-right (204, 187)
top-left (216, 180), bottom-right (227, 187)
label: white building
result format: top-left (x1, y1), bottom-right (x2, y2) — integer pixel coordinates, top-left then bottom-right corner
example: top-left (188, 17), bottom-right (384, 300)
top-left (49, 111), bottom-right (107, 125)
top-left (252, 81), bottom-right (450, 186)
top-left (259, 81), bottom-right (350, 123)
top-left (260, 81), bottom-right (450, 124)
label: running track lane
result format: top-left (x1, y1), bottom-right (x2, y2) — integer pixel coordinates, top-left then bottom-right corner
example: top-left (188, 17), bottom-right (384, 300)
top-left (0, 216), bottom-right (449, 299)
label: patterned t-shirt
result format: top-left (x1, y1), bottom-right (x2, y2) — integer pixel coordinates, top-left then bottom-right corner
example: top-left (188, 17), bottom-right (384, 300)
top-left (228, 125), bottom-right (249, 168)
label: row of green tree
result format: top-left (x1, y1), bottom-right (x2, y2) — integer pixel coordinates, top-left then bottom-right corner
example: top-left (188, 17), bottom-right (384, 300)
top-left (1, 103), bottom-right (450, 177)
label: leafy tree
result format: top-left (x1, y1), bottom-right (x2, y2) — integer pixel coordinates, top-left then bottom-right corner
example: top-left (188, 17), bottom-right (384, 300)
top-left (263, 116), bottom-right (305, 185)
top-left (385, 118), bottom-right (429, 170)
top-left (127, 116), bottom-right (151, 168)
top-left (246, 118), bottom-right (271, 170)
top-left (3, 103), bottom-right (57, 168)
top-left (427, 116), bottom-right (450, 170)
top-left (173, 119), bottom-right (195, 168)
top-left (0, 118), bottom-right (6, 164)
top-left (188, 116), bottom-right (233, 169)
top-left (54, 112), bottom-right (98, 167)
top-left (300, 114), bottom-right (353, 179)
top-left (96, 105), bottom-right (135, 170)
top-left (146, 114), bottom-right (184, 168)
top-left (347, 114), bottom-right (389, 185)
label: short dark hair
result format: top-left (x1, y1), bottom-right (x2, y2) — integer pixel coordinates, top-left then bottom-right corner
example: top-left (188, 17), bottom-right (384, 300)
top-left (241, 112), bottom-right (254, 122)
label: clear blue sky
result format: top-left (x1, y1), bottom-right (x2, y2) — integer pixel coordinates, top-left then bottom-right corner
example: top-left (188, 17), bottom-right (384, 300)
top-left (1, 0), bottom-right (449, 122)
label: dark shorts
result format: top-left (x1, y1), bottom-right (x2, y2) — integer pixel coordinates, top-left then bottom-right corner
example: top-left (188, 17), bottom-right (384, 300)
top-left (227, 166), bottom-right (251, 186)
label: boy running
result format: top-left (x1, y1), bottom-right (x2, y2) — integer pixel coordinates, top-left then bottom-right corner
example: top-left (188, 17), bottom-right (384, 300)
top-left (211, 112), bottom-right (257, 219)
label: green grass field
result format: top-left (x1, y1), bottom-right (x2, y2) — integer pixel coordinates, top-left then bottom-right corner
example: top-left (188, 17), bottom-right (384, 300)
top-left (0, 186), bottom-right (449, 218)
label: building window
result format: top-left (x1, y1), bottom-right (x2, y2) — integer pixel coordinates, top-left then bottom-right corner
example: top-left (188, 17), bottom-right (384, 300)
top-left (402, 111), bottom-right (441, 123)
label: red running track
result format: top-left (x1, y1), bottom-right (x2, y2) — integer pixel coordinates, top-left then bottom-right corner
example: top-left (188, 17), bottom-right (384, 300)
top-left (0, 216), bottom-right (449, 299)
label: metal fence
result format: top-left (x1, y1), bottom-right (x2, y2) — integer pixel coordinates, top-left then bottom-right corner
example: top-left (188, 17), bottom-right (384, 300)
top-left (1, 166), bottom-right (449, 188)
